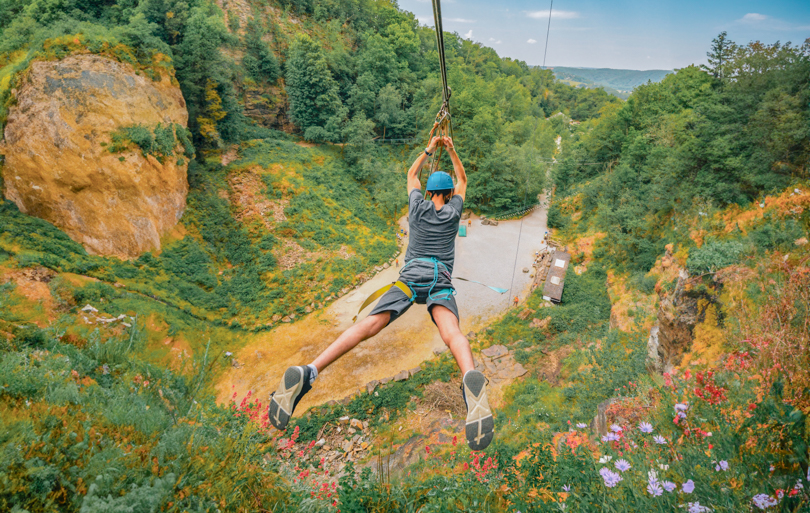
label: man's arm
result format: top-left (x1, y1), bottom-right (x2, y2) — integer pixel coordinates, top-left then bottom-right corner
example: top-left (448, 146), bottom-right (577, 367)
top-left (444, 137), bottom-right (467, 201)
top-left (407, 137), bottom-right (442, 193)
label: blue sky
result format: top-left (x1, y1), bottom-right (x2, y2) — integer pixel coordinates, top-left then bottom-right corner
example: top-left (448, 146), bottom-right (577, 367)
top-left (397, 0), bottom-right (810, 70)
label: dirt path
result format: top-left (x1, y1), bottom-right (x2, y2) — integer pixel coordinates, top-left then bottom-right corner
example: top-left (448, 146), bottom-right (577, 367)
top-left (216, 200), bottom-right (550, 411)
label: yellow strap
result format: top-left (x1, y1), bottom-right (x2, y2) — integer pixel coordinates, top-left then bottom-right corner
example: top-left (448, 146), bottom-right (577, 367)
top-left (352, 281), bottom-right (413, 322)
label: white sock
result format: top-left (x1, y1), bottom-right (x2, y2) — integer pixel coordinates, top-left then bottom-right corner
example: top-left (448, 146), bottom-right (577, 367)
top-left (306, 364), bottom-right (318, 385)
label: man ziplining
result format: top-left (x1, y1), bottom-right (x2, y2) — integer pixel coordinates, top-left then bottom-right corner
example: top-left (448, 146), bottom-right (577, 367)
top-left (268, 135), bottom-right (495, 451)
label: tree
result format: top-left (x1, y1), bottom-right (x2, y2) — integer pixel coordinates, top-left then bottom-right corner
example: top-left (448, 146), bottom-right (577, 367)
top-left (702, 31), bottom-right (735, 79)
top-left (374, 84), bottom-right (404, 139)
top-left (285, 34), bottom-right (344, 135)
top-left (243, 17), bottom-right (279, 82)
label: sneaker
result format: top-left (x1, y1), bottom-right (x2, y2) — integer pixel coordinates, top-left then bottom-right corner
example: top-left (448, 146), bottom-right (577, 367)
top-left (461, 370), bottom-right (494, 450)
top-left (268, 365), bottom-right (313, 430)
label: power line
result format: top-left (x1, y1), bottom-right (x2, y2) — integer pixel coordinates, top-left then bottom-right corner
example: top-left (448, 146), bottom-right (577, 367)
top-left (542, 0), bottom-right (553, 68)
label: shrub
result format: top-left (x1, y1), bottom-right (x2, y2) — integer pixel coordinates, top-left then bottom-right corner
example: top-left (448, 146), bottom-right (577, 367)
top-left (686, 239), bottom-right (748, 274)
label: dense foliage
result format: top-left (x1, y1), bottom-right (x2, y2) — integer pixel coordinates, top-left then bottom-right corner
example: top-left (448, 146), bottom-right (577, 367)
top-left (552, 37), bottom-right (810, 272)
top-left (0, 0), bottom-right (620, 211)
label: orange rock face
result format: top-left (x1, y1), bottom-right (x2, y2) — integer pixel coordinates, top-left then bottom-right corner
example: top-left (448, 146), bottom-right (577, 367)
top-left (1, 54), bottom-right (189, 259)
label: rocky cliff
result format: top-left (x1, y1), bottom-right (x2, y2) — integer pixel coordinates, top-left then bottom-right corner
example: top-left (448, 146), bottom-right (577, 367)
top-left (0, 54), bottom-right (189, 259)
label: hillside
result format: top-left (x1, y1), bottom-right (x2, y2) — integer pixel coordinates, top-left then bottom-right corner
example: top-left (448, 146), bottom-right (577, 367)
top-left (551, 66), bottom-right (672, 98)
top-left (1, 0), bottom-right (810, 511)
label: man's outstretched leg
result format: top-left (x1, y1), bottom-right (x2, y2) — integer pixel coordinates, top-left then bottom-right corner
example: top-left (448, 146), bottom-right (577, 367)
top-left (432, 305), bottom-right (494, 451)
top-left (268, 312), bottom-right (390, 430)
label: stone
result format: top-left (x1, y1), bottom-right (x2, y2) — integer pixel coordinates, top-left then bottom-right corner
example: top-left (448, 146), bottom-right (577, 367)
top-left (408, 366), bottom-right (422, 377)
top-left (433, 346), bottom-right (448, 356)
top-left (282, 316), bottom-right (291, 323)
top-left (482, 344), bottom-right (509, 358)
top-left (383, 263), bottom-right (389, 269)
top-left (350, 418), bottom-right (363, 430)
top-left (467, 331), bottom-right (476, 339)
top-left (322, 445), bottom-right (331, 452)
top-left (394, 370), bottom-right (409, 381)
top-left (362, 420), bottom-right (369, 431)
top-left (366, 380), bottom-right (380, 394)
top-left (1, 55), bottom-right (189, 259)
top-left (341, 440), bottom-right (353, 453)
top-left (593, 399), bottom-right (615, 437)
top-left (339, 416), bottom-right (350, 425)
top-left (517, 308), bottom-right (535, 320)
top-left (461, 210), bottom-right (471, 220)
top-left (315, 438), bottom-right (326, 447)
top-left (795, 237), bottom-right (808, 246)
top-left (529, 317), bottom-right (551, 330)
top-left (348, 427), bottom-right (356, 434)
top-left (523, 267), bottom-right (530, 273)
top-left (380, 376), bottom-right (392, 385)
top-left (304, 305), bottom-right (312, 313)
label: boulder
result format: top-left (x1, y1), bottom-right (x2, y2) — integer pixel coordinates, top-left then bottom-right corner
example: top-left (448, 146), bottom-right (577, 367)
top-left (408, 366), bottom-right (422, 377)
top-left (393, 370), bottom-right (409, 381)
top-left (1, 55), bottom-right (189, 259)
top-left (481, 344), bottom-right (509, 358)
top-left (366, 380), bottom-right (380, 394)
top-left (529, 317), bottom-right (551, 330)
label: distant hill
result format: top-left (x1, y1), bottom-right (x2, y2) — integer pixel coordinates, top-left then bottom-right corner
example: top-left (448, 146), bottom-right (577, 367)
top-left (549, 67), bottom-right (673, 99)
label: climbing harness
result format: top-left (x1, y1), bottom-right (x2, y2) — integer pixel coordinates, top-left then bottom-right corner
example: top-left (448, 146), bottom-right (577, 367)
top-left (352, 257), bottom-right (507, 322)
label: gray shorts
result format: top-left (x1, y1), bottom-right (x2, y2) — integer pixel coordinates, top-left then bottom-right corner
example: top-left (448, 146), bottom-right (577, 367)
top-left (368, 262), bottom-right (459, 326)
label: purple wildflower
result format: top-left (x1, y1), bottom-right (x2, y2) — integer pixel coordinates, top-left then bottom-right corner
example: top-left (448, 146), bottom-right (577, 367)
top-left (715, 460), bottom-right (729, 472)
top-left (599, 467), bottom-right (623, 488)
top-left (675, 403), bottom-right (688, 411)
top-left (647, 479), bottom-right (663, 497)
top-left (562, 484), bottom-right (571, 492)
top-left (602, 433), bottom-right (620, 442)
top-left (687, 502), bottom-right (709, 513)
top-left (610, 424), bottom-right (622, 433)
top-left (752, 494), bottom-right (778, 510)
top-left (662, 481), bottom-right (676, 492)
top-left (614, 459), bottom-right (631, 472)
top-left (576, 423), bottom-right (587, 429)
top-left (682, 480), bottom-right (695, 494)
top-left (639, 421), bottom-right (653, 433)
top-left (653, 435), bottom-right (667, 445)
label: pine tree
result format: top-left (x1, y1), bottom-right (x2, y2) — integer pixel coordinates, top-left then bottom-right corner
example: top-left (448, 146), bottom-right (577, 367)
top-left (702, 31), bottom-right (735, 79)
top-left (285, 34), bottom-right (343, 133)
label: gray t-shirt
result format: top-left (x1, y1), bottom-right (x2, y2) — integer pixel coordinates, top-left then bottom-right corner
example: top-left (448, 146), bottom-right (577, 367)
top-left (404, 188), bottom-right (464, 274)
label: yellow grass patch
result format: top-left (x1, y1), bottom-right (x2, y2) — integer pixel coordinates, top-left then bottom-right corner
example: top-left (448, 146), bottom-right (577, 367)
top-left (680, 300), bottom-right (725, 368)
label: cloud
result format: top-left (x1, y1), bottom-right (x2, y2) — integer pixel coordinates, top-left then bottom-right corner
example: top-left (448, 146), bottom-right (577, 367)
top-left (527, 38), bottom-right (537, 44)
top-left (447, 18), bottom-right (475, 23)
top-left (527, 10), bottom-right (580, 20)
top-left (488, 37), bottom-right (502, 44)
top-left (741, 13), bottom-right (768, 22)
top-left (464, 29), bottom-right (473, 39)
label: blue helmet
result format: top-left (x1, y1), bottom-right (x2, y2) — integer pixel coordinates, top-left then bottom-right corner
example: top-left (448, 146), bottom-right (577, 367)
top-left (426, 171), bottom-right (454, 191)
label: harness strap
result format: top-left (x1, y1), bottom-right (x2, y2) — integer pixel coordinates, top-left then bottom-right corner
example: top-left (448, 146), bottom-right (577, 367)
top-left (352, 281), bottom-right (413, 323)
top-left (453, 277), bottom-right (508, 294)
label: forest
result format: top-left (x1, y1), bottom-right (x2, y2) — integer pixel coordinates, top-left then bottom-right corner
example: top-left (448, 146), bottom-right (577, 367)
top-left (0, 0), bottom-right (618, 211)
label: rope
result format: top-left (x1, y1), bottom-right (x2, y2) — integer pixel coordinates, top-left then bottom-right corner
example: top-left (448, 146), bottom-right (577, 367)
top-left (542, 0), bottom-right (553, 68)
top-left (488, 203), bottom-right (542, 221)
top-left (420, 0), bottom-right (455, 190)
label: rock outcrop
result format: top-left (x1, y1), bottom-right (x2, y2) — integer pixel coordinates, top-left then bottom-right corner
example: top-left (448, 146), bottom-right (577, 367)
top-left (647, 268), bottom-right (706, 374)
top-left (1, 54), bottom-right (189, 259)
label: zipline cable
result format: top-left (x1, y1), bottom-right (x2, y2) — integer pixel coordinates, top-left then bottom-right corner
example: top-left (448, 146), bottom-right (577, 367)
top-left (542, 0), bottom-right (553, 68)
